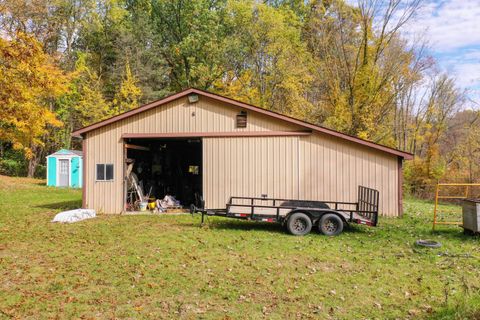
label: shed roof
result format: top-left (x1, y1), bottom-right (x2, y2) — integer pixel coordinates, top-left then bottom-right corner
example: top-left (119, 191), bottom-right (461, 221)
top-left (72, 88), bottom-right (413, 159)
top-left (48, 149), bottom-right (83, 157)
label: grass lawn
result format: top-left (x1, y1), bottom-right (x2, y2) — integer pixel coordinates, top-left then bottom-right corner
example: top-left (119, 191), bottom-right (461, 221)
top-left (0, 175), bottom-right (479, 319)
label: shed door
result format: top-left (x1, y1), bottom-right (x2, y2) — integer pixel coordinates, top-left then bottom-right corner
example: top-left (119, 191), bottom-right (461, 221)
top-left (58, 159), bottom-right (70, 187)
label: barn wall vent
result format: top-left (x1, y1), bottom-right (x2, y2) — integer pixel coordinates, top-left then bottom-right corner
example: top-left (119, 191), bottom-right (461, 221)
top-left (236, 111), bottom-right (247, 128)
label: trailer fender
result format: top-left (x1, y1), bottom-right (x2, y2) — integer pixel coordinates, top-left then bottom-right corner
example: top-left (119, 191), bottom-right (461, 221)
top-left (284, 210), bottom-right (314, 224)
top-left (316, 211), bottom-right (349, 226)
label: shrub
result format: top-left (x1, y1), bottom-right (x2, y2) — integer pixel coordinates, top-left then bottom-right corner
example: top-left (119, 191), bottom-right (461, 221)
top-left (34, 164), bottom-right (46, 179)
top-left (404, 157), bottom-right (446, 199)
top-left (0, 159), bottom-right (27, 176)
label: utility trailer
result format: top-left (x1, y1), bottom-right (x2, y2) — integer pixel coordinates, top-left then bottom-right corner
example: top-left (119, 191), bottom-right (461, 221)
top-left (194, 186), bottom-right (379, 236)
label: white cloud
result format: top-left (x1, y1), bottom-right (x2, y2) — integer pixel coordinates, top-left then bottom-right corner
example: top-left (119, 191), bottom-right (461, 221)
top-left (462, 50), bottom-right (480, 60)
top-left (450, 62), bottom-right (480, 88)
top-left (438, 50), bottom-right (480, 86)
top-left (400, 0), bottom-right (480, 101)
top-left (407, 0), bottom-right (480, 52)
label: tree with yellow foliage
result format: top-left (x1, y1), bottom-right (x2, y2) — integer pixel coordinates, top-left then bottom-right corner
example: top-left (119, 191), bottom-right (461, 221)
top-left (111, 63), bottom-right (142, 115)
top-left (214, 0), bottom-right (314, 120)
top-left (54, 53), bottom-right (110, 149)
top-left (0, 33), bottom-right (69, 177)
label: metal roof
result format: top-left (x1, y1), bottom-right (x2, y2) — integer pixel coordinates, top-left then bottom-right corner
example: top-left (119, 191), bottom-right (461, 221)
top-left (48, 149), bottom-right (83, 157)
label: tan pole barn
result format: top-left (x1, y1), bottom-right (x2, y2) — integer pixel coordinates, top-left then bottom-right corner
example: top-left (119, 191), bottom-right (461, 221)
top-left (72, 88), bottom-right (413, 216)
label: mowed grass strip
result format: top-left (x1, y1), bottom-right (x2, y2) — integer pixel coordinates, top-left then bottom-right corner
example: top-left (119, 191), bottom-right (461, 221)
top-left (0, 175), bottom-right (479, 319)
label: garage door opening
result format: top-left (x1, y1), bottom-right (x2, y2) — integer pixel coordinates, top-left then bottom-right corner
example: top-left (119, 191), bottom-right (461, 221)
top-left (124, 138), bottom-right (203, 212)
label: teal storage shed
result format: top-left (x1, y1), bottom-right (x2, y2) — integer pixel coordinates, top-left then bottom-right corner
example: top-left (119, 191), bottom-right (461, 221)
top-left (46, 149), bottom-right (83, 188)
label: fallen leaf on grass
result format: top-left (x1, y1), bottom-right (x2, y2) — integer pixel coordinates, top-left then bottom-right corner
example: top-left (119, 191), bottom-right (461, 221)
top-left (408, 309), bottom-right (420, 316)
top-left (262, 306), bottom-right (269, 315)
top-left (422, 305), bottom-right (433, 313)
top-left (312, 305), bottom-right (322, 314)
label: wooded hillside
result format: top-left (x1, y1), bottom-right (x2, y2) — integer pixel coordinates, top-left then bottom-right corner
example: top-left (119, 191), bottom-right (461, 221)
top-left (0, 0), bottom-right (477, 197)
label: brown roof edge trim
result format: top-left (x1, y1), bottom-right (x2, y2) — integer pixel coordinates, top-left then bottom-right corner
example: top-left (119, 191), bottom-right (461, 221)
top-left (399, 151), bottom-right (414, 160)
top-left (122, 131), bottom-right (312, 139)
top-left (72, 87), bottom-right (413, 159)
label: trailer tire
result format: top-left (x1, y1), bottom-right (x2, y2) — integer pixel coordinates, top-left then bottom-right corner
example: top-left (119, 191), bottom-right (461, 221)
top-left (286, 212), bottom-right (312, 236)
top-left (415, 240), bottom-right (441, 248)
top-left (319, 214), bottom-right (344, 236)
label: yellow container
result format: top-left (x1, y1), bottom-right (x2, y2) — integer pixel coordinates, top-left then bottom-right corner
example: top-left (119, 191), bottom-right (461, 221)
top-left (148, 198), bottom-right (156, 210)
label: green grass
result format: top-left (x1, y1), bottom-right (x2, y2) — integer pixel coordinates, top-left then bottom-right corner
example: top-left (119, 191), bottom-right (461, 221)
top-left (0, 176), bottom-right (479, 319)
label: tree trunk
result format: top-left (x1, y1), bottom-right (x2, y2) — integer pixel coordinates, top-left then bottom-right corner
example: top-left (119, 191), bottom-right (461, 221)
top-left (27, 156), bottom-right (39, 178)
top-left (27, 145), bottom-right (41, 178)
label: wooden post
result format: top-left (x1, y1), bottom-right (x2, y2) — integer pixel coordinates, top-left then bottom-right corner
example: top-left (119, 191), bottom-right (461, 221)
top-left (433, 184), bottom-right (439, 231)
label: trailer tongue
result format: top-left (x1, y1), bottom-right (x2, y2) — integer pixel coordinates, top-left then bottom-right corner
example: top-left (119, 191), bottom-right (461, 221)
top-left (195, 186), bottom-right (379, 236)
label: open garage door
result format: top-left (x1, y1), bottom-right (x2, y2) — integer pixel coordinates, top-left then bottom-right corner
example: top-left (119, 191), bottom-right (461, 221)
top-left (124, 138), bottom-right (203, 212)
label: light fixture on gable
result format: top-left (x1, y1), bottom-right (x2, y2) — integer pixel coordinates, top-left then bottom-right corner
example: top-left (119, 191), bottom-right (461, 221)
top-left (188, 93), bottom-right (199, 104)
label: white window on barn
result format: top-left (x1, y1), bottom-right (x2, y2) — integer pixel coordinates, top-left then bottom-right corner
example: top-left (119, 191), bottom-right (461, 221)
top-left (96, 164), bottom-right (114, 181)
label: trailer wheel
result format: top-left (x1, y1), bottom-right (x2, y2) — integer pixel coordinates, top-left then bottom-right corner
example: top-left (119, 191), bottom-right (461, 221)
top-left (319, 214), bottom-right (344, 236)
top-left (286, 212), bottom-right (312, 236)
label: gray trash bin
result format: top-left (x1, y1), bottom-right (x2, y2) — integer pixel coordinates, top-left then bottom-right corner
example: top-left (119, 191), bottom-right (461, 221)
top-left (462, 199), bottom-right (480, 233)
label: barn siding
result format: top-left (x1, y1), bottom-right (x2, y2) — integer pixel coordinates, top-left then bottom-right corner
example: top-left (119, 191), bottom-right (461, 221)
top-left (202, 134), bottom-right (398, 216)
top-left (299, 134), bottom-right (399, 216)
top-left (84, 95), bottom-right (400, 216)
top-left (203, 136), bottom-right (299, 209)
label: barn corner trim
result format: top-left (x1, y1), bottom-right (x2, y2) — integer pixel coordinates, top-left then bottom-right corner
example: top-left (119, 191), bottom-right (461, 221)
top-left (71, 87), bottom-right (414, 160)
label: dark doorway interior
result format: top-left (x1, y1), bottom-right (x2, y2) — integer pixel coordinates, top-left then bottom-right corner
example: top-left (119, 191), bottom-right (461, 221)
top-left (125, 138), bottom-right (202, 210)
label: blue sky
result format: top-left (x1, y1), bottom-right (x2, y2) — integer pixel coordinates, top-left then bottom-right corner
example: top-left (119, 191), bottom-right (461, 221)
top-left (406, 0), bottom-right (480, 103)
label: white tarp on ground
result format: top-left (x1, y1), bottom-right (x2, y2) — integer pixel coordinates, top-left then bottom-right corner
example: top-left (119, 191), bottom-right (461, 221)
top-left (52, 209), bottom-right (96, 223)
